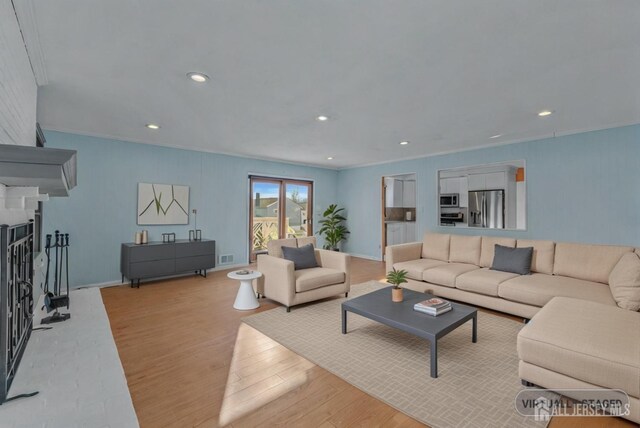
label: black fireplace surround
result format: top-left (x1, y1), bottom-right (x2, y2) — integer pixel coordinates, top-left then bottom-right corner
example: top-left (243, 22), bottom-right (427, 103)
top-left (0, 222), bottom-right (34, 404)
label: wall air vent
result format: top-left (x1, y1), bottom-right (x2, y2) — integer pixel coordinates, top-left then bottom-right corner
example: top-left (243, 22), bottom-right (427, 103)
top-left (219, 254), bottom-right (234, 264)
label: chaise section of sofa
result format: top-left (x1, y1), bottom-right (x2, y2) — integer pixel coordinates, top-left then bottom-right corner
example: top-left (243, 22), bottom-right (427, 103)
top-left (518, 297), bottom-right (640, 424)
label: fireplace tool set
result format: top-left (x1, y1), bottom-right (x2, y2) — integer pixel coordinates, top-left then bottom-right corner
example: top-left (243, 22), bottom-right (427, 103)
top-left (41, 231), bottom-right (71, 324)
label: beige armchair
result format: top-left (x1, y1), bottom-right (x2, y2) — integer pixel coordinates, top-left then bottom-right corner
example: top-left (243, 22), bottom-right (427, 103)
top-left (256, 237), bottom-right (351, 312)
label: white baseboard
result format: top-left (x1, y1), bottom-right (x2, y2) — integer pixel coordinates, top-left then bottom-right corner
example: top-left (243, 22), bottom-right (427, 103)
top-left (348, 252), bottom-right (383, 261)
top-left (76, 280), bottom-right (123, 289)
top-left (210, 262), bottom-right (250, 272)
top-left (75, 262), bottom-right (251, 289)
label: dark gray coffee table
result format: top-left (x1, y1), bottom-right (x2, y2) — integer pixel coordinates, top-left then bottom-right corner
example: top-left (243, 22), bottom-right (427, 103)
top-left (341, 286), bottom-right (477, 378)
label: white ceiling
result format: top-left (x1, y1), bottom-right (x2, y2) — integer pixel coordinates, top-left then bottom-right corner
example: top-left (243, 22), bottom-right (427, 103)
top-left (31, 0), bottom-right (640, 169)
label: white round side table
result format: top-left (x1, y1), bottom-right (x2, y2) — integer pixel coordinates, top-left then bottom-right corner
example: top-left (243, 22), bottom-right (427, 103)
top-left (228, 270), bottom-right (262, 310)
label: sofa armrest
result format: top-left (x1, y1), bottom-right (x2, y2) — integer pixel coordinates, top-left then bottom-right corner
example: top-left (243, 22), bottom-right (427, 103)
top-left (315, 249), bottom-right (351, 290)
top-left (385, 242), bottom-right (422, 273)
top-left (315, 248), bottom-right (349, 270)
top-left (257, 254), bottom-right (296, 306)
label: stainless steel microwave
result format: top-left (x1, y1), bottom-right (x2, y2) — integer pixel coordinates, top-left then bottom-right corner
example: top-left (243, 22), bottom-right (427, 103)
top-left (440, 193), bottom-right (459, 208)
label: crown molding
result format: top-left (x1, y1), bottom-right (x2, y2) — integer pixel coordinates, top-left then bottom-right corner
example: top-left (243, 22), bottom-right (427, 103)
top-left (13, 0), bottom-right (48, 86)
top-left (40, 120), bottom-right (640, 173)
top-left (338, 120), bottom-right (640, 171)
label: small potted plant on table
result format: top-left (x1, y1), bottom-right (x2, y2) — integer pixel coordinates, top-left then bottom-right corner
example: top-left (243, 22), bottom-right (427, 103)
top-left (386, 268), bottom-right (408, 302)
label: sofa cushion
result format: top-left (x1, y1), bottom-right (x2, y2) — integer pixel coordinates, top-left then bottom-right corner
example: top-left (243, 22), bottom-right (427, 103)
top-left (421, 233), bottom-right (450, 262)
top-left (267, 238), bottom-right (297, 258)
top-left (480, 237), bottom-right (516, 268)
top-left (554, 242), bottom-right (633, 284)
top-left (282, 244), bottom-right (319, 270)
top-left (491, 245), bottom-right (533, 275)
top-left (422, 263), bottom-right (480, 288)
top-left (455, 268), bottom-right (520, 297)
top-left (609, 252), bottom-right (640, 311)
top-left (518, 297), bottom-right (640, 397)
top-left (516, 239), bottom-right (555, 275)
top-left (296, 236), bottom-right (317, 248)
top-left (295, 267), bottom-right (345, 292)
top-left (449, 235), bottom-right (481, 265)
top-left (393, 259), bottom-right (446, 281)
top-left (498, 273), bottom-right (617, 307)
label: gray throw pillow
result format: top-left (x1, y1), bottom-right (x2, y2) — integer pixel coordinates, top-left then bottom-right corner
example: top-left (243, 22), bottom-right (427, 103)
top-left (281, 244), bottom-right (318, 270)
top-left (491, 244), bottom-right (533, 275)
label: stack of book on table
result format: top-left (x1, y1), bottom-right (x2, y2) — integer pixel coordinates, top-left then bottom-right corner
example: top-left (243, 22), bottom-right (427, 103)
top-left (414, 298), bottom-right (452, 316)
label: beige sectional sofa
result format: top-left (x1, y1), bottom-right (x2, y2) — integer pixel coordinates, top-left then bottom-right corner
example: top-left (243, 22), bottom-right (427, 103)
top-left (386, 233), bottom-right (629, 319)
top-left (386, 232), bottom-right (640, 423)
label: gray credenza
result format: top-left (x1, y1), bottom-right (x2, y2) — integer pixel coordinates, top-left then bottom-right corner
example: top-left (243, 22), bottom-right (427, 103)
top-left (120, 239), bottom-right (215, 287)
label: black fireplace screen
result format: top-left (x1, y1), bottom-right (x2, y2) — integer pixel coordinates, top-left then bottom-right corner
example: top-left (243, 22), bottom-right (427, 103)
top-left (0, 222), bottom-right (34, 403)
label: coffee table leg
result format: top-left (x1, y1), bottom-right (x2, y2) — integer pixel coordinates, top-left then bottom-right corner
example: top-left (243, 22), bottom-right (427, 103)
top-left (430, 340), bottom-right (438, 378)
top-left (342, 309), bottom-right (347, 334)
top-left (472, 314), bottom-right (477, 343)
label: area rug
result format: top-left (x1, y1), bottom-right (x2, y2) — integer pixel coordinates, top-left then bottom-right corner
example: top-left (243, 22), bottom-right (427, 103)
top-left (243, 281), bottom-right (545, 428)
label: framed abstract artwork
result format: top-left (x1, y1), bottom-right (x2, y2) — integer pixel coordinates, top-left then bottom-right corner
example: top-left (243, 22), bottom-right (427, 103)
top-left (137, 183), bottom-right (189, 225)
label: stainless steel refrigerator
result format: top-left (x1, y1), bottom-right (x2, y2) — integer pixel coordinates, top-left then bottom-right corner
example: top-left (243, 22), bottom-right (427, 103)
top-left (468, 190), bottom-right (505, 228)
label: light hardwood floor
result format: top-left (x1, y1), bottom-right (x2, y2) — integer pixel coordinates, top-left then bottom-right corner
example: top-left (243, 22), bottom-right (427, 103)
top-left (101, 258), bottom-right (634, 428)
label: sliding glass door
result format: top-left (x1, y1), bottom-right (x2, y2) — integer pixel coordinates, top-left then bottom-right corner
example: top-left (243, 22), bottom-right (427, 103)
top-left (250, 179), bottom-right (281, 259)
top-left (249, 177), bottom-right (313, 261)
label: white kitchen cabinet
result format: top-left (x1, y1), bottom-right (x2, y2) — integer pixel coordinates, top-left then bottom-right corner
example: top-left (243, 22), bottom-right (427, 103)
top-left (394, 180), bottom-right (403, 206)
top-left (387, 222), bottom-right (417, 246)
top-left (402, 180), bottom-right (416, 207)
top-left (467, 174), bottom-right (484, 191)
top-left (458, 177), bottom-right (469, 207)
top-left (386, 223), bottom-right (404, 246)
top-left (385, 178), bottom-right (404, 208)
top-left (485, 172), bottom-right (506, 190)
top-left (467, 172), bottom-right (506, 191)
top-left (405, 222), bottom-right (416, 242)
top-left (440, 178), bottom-right (458, 194)
top-left (384, 178), bottom-right (393, 207)
top-left (439, 178), bottom-right (447, 193)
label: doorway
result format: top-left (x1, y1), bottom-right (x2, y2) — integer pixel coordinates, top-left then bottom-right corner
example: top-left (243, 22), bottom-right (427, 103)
top-left (249, 176), bottom-right (313, 261)
top-left (381, 173), bottom-right (417, 260)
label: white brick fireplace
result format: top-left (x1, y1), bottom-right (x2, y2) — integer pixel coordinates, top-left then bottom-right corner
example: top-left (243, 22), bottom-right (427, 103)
top-left (0, 184), bottom-right (48, 226)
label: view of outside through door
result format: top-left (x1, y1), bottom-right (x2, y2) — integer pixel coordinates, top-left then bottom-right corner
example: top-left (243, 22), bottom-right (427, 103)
top-left (251, 180), bottom-right (280, 256)
top-left (250, 177), bottom-right (312, 260)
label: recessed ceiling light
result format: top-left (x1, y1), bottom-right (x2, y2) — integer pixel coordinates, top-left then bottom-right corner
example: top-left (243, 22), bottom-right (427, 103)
top-left (490, 134), bottom-right (502, 139)
top-left (145, 123), bottom-right (160, 130)
top-left (538, 110), bottom-right (553, 117)
top-left (326, 156), bottom-right (334, 160)
top-left (187, 72), bottom-right (209, 83)
top-left (399, 141), bottom-right (410, 145)
top-left (316, 115), bottom-right (329, 122)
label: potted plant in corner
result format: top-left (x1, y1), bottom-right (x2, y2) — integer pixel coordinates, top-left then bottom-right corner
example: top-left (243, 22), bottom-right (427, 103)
top-left (386, 268), bottom-right (408, 302)
top-left (317, 204), bottom-right (350, 251)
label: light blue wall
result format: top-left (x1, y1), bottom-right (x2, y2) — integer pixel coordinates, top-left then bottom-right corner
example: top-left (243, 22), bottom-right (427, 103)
top-left (337, 125), bottom-right (640, 259)
top-left (43, 131), bottom-right (339, 287)
top-left (44, 125), bottom-right (640, 286)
